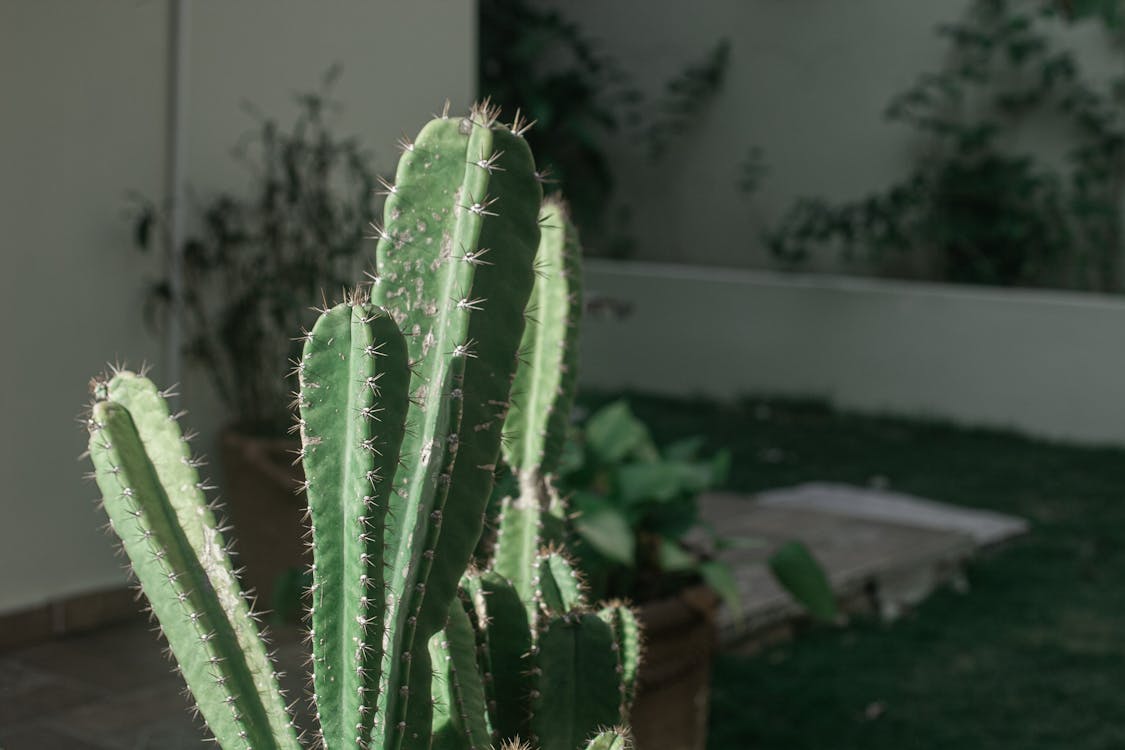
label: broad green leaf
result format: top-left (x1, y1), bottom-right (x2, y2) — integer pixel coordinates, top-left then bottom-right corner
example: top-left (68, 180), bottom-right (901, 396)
top-left (658, 538), bottom-right (699, 572)
top-left (616, 460), bottom-right (717, 505)
top-left (768, 540), bottom-right (838, 622)
top-left (585, 400), bottom-right (658, 464)
top-left (710, 449), bottom-right (732, 485)
top-left (573, 492), bottom-right (636, 565)
top-left (700, 560), bottom-right (742, 618)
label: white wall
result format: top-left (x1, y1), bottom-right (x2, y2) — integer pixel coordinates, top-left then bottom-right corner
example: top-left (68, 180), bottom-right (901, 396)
top-left (0, 0), bottom-right (476, 615)
top-left (537, 0), bottom-right (1122, 271)
top-left (0, 1), bottom-right (168, 615)
top-left (582, 260), bottom-right (1125, 446)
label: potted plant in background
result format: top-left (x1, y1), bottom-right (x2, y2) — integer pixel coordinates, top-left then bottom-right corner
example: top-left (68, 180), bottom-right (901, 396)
top-left (132, 68), bottom-right (377, 605)
top-left (549, 399), bottom-right (835, 750)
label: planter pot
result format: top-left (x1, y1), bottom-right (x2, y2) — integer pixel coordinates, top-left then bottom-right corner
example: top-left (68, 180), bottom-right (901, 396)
top-left (630, 585), bottom-right (720, 750)
top-left (220, 429), bottom-right (308, 609)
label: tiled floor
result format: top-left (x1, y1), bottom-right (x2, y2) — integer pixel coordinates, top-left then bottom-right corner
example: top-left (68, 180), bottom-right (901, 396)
top-left (0, 618), bottom-right (311, 750)
top-left (0, 484), bottom-right (1027, 748)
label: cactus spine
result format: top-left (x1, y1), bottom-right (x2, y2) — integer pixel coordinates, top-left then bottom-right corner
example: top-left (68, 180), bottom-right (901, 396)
top-left (84, 105), bottom-right (632, 750)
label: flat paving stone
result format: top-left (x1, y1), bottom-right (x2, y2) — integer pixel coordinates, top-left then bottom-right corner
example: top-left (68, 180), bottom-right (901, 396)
top-left (0, 658), bottom-right (102, 727)
top-left (11, 619), bottom-right (174, 694)
top-left (755, 482), bottom-right (1029, 547)
top-left (0, 620), bottom-right (313, 749)
top-left (699, 485), bottom-right (1027, 647)
top-left (49, 680), bottom-right (201, 750)
top-left (0, 724), bottom-right (107, 750)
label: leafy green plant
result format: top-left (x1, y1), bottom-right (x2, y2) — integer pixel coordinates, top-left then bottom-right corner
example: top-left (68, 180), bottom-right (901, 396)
top-left (479, 0), bottom-right (729, 257)
top-left (85, 104), bottom-right (631, 750)
top-left (558, 400), bottom-right (837, 622)
top-left (558, 400), bottom-right (734, 608)
top-left (767, 0), bottom-right (1125, 291)
top-left (133, 69), bottom-right (377, 435)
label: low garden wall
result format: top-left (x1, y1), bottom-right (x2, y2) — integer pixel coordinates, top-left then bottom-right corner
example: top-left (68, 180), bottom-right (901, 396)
top-left (581, 260), bottom-right (1125, 446)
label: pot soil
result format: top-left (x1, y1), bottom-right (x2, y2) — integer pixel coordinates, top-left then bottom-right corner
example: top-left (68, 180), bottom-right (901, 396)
top-left (220, 430), bottom-right (308, 610)
top-left (630, 585), bottom-right (720, 750)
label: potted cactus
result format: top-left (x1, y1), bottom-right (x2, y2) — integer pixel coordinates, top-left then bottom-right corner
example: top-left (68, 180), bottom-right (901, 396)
top-left (84, 104), bottom-right (634, 750)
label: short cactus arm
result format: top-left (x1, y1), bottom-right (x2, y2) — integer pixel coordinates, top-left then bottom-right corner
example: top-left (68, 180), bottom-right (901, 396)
top-left (583, 729), bottom-right (631, 750)
top-left (87, 375), bottom-right (299, 750)
top-left (493, 200), bottom-right (583, 619)
top-left (530, 613), bottom-right (625, 750)
top-left (503, 197), bottom-right (583, 478)
top-left (297, 300), bottom-right (411, 749)
top-left (492, 487), bottom-right (543, 616)
top-left (371, 107), bottom-right (541, 749)
top-left (430, 595), bottom-right (492, 750)
top-left (597, 603), bottom-right (642, 718)
top-left (462, 571), bottom-right (534, 743)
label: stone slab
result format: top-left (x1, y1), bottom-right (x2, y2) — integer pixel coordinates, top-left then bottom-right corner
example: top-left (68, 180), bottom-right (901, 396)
top-left (754, 482), bottom-right (1030, 547)
top-left (699, 492), bottom-right (980, 645)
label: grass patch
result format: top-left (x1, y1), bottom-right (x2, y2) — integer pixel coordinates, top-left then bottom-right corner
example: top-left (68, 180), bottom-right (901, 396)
top-left (587, 393), bottom-right (1125, 749)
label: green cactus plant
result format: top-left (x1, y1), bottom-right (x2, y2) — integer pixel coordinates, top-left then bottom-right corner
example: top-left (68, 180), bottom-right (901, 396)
top-left (84, 104), bottom-right (633, 750)
top-left (454, 197), bottom-right (642, 750)
top-left (491, 197), bottom-right (583, 617)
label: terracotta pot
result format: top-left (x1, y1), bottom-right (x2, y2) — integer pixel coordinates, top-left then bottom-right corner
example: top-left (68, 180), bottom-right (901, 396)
top-left (220, 430), bottom-right (309, 609)
top-left (630, 585), bottom-right (720, 750)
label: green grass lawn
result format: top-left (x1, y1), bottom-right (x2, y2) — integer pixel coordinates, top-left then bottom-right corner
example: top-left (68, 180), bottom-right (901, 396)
top-left (606, 393), bottom-right (1125, 750)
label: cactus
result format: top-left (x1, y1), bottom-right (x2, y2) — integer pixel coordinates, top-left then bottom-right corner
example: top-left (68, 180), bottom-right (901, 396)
top-left (86, 371), bottom-right (301, 750)
top-left (453, 198), bottom-right (643, 750)
top-left (84, 104), bottom-right (635, 750)
top-left (491, 198), bottom-right (583, 619)
top-left (296, 298), bottom-right (412, 748)
top-left (462, 550), bottom-right (640, 750)
top-left (363, 101), bottom-right (542, 750)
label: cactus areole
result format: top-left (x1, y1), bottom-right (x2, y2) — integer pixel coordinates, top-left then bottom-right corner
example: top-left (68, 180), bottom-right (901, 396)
top-left (84, 104), bottom-right (636, 750)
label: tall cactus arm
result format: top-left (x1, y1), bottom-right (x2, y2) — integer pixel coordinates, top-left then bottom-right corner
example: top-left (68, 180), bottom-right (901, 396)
top-left (530, 613), bottom-right (625, 750)
top-left (597, 604), bottom-right (642, 719)
top-left (297, 300), bottom-right (411, 749)
top-left (503, 197), bottom-right (583, 477)
top-left (398, 367), bottom-right (465, 747)
top-left (371, 106), bottom-right (541, 750)
top-left (493, 200), bottom-right (582, 617)
top-left (86, 374), bottom-right (299, 750)
top-left (462, 571), bottom-right (534, 744)
top-left (430, 595), bottom-right (492, 750)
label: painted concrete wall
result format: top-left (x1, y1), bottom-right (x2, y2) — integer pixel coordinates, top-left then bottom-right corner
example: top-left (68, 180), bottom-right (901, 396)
top-left (0, 1), bottom-right (476, 614)
top-left (582, 260), bottom-right (1125, 446)
top-left (536, 0), bottom-right (1121, 271)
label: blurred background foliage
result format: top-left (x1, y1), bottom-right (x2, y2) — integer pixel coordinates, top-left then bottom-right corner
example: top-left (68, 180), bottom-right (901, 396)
top-left (133, 68), bottom-right (377, 435)
top-left (763, 0), bottom-right (1125, 291)
top-left (479, 0), bottom-right (730, 258)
